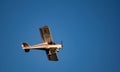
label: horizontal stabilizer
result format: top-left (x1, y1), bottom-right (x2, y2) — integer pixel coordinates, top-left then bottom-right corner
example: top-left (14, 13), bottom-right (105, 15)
top-left (24, 49), bottom-right (30, 52)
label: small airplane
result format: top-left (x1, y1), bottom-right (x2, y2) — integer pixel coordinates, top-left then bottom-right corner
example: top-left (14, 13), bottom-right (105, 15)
top-left (21, 26), bottom-right (63, 61)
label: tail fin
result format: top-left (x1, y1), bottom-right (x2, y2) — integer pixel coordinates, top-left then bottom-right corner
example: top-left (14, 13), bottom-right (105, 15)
top-left (21, 42), bottom-right (30, 52)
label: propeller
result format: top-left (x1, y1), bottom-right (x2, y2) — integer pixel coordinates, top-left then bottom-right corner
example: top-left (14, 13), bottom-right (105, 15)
top-left (61, 41), bottom-right (63, 48)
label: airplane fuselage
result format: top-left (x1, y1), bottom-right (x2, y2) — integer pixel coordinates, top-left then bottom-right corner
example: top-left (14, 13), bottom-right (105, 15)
top-left (21, 26), bottom-right (62, 61)
top-left (22, 43), bottom-right (62, 50)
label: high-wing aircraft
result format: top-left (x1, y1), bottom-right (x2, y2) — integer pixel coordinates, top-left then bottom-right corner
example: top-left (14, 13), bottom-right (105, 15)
top-left (21, 26), bottom-right (63, 61)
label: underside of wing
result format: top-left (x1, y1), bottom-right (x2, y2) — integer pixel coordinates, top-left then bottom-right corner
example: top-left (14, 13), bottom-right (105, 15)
top-left (45, 49), bottom-right (58, 61)
top-left (40, 26), bottom-right (54, 44)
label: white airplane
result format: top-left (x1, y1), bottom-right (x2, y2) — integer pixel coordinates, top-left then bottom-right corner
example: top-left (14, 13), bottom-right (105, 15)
top-left (21, 26), bottom-right (63, 61)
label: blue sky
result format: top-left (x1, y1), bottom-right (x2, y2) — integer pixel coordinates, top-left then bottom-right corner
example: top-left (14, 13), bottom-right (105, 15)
top-left (0, 0), bottom-right (120, 72)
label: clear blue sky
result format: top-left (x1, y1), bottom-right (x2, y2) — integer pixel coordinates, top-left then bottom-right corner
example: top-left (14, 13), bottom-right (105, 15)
top-left (0, 0), bottom-right (120, 72)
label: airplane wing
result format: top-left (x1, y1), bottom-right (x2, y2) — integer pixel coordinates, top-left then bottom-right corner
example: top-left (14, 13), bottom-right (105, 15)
top-left (40, 26), bottom-right (54, 44)
top-left (45, 49), bottom-right (58, 61)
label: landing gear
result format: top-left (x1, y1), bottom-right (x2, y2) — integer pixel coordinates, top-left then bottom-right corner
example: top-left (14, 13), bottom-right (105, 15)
top-left (48, 51), bottom-right (52, 55)
top-left (48, 49), bottom-right (56, 55)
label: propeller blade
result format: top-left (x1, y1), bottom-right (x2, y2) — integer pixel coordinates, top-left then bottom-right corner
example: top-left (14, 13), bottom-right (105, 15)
top-left (61, 41), bottom-right (63, 48)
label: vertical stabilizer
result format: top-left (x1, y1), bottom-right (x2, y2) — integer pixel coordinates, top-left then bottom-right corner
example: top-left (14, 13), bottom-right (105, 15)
top-left (21, 42), bottom-right (30, 52)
